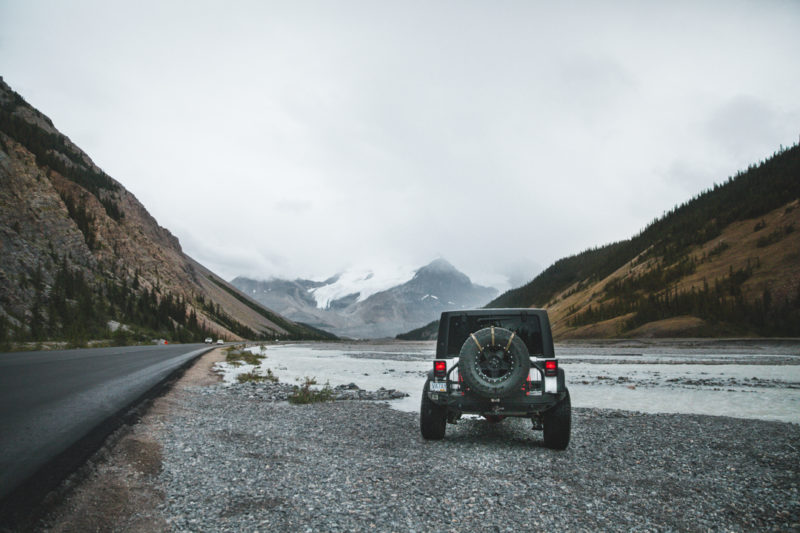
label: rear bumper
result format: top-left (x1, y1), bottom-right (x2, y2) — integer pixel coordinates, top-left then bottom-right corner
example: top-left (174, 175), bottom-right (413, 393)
top-left (428, 390), bottom-right (565, 417)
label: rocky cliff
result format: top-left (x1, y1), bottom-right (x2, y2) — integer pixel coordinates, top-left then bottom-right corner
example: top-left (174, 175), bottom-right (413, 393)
top-left (0, 78), bottom-right (329, 344)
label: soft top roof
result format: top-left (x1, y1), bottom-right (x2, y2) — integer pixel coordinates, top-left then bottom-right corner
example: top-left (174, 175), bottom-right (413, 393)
top-left (436, 308), bottom-right (554, 359)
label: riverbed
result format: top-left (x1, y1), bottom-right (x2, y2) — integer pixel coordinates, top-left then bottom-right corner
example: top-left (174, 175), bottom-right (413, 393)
top-left (214, 340), bottom-right (800, 424)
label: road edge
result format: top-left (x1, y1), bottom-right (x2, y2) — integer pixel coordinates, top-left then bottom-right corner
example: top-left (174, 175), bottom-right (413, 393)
top-left (0, 346), bottom-right (220, 532)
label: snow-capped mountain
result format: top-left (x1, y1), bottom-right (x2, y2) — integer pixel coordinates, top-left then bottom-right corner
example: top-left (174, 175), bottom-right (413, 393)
top-left (307, 266), bottom-right (416, 309)
top-left (231, 259), bottom-right (498, 338)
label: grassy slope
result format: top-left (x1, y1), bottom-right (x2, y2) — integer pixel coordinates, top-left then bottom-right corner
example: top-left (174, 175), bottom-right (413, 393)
top-left (548, 200), bottom-right (799, 338)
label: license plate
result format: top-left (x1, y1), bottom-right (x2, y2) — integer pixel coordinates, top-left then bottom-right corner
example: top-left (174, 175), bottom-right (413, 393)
top-left (429, 381), bottom-right (447, 392)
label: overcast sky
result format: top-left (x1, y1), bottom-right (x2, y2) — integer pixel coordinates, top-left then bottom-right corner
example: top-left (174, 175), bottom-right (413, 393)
top-left (2, 1), bottom-right (798, 291)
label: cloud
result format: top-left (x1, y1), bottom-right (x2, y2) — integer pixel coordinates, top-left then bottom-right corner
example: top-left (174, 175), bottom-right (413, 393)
top-left (706, 95), bottom-right (799, 161)
top-left (1, 0), bottom-right (799, 291)
top-left (274, 200), bottom-right (313, 213)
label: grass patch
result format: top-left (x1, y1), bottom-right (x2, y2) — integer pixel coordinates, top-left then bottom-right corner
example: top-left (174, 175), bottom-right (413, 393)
top-left (235, 367), bottom-right (277, 384)
top-left (756, 223), bottom-right (795, 247)
top-left (288, 377), bottom-right (334, 404)
top-left (708, 240), bottom-right (730, 257)
top-left (237, 371), bottom-right (266, 383)
top-left (226, 349), bottom-right (265, 366)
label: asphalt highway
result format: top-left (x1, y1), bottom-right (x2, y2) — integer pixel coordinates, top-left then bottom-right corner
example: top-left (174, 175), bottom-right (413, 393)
top-left (0, 343), bottom-right (214, 503)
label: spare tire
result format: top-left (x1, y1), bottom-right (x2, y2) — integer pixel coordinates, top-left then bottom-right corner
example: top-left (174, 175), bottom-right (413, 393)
top-left (458, 326), bottom-right (530, 398)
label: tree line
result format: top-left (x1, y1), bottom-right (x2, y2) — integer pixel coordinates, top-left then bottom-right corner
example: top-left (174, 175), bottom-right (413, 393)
top-left (567, 260), bottom-right (800, 336)
top-left (0, 258), bottom-right (219, 347)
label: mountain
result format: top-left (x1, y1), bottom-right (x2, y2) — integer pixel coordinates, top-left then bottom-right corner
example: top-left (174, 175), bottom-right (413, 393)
top-left (0, 77), bottom-right (332, 346)
top-left (345, 259), bottom-right (498, 338)
top-left (231, 276), bottom-right (344, 332)
top-left (486, 144), bottom-right (800, 338)
top-left (232, 259), bottom-right (498, 338)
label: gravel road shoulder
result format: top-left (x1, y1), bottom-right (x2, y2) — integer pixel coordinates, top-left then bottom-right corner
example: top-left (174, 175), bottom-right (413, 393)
top-left (36, 347), bottom-right (227, 532)
top-left (39, 348), bottom-right (800, 532)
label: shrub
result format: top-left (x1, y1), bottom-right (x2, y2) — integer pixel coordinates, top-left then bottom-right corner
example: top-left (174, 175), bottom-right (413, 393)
top-left (226, 349), bottom-right (265, 365)
top-left (708, 241), bottom-right (729, 257)
top-left (756, 224), bottom-right (795, 247)
top-left (237, 371), bottom-right (266, 383)
top-left (288, 377), bottom-right (333, 404)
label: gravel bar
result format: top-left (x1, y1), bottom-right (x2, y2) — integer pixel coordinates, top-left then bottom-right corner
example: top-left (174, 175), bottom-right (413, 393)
top-left (155, 382), bottom-right (800, 532)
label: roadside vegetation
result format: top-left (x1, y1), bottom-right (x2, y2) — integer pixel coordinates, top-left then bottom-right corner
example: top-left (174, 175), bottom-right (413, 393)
top-left (288, 377), bottom-right (334, 404)
top-left (223, 346), bottom-right (279, 384)
top-left (225, 346), bottom-right (265, 366)
top-left (236, 368), bottom-right (279, 384)
top-left (0, 258), bottom-right (220, 350)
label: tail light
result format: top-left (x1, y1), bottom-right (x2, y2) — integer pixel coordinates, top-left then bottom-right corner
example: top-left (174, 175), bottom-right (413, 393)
top-left (433, 360), bottom-right (447, 379)
top-left (544, 359), bottom-right (558, 377)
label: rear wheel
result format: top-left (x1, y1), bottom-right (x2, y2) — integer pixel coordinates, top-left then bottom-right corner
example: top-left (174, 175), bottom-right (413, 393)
top-left (543, 389), bottom-right (571, 450)
top-left (420, 378), bottom-right (447, 440)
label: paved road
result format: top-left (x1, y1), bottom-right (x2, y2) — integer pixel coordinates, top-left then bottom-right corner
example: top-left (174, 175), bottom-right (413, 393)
top-left (0, 343), bottom-right (214, 501)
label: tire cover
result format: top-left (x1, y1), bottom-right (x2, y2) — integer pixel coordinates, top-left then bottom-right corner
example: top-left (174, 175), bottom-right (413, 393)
top-left (458, 326), bottom-right (530, 398)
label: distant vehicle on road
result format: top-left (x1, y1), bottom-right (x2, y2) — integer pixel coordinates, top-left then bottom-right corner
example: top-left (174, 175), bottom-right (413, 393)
top-left (204, 337), bottom-right (213, 344)
top-left (216, 339), bottom-right (225, 345)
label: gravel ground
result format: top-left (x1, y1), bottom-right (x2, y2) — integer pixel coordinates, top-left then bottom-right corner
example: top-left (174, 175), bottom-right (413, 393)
top-left (158, 382), bottom-right (800, 532)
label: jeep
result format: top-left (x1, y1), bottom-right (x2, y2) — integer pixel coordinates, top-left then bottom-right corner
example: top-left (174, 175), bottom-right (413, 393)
top-left (420, 308), bottom-right (571, 449)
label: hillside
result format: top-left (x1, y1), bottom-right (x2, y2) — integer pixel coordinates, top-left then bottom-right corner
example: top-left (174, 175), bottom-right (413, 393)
top-left (487, 144), bottom-right (800, 338)
top-left (395, 319), bottom-right (440, 341)
top-left (0, 78), bottom-right (331, 346)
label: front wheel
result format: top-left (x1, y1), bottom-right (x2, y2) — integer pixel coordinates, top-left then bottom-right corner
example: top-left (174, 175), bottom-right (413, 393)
top-left (543, 389), bottom-right (571, 450)
top-left (420, 378), bottom-right (447, 440)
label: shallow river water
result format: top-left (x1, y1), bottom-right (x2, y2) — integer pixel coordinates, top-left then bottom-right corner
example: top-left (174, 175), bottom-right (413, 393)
top-left (216, 340), bottom-right (800, 424)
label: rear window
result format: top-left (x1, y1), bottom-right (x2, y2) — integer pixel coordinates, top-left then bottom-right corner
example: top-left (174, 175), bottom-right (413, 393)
top-left (445, 314), bottom-right (543, 356)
